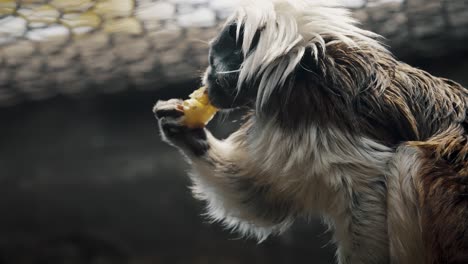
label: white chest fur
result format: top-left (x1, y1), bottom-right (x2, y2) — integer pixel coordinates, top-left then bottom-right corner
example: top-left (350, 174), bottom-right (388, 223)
top-left (248, 123), bottom-right (396, 263)
top-left (248, 123), bottom-right (393, 195)
top-left (190, 120), bottom-right (421, 263)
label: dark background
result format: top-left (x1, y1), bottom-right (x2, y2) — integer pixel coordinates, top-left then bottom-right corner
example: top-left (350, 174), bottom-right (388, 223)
top-left (0, 54), bottom-right (467, 264)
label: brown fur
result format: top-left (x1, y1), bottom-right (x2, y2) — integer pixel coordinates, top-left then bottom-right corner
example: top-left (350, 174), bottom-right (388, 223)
top-left (408, 125), bottom-right (468, 263)
top-left (315, 39), bottom-right (468, 262)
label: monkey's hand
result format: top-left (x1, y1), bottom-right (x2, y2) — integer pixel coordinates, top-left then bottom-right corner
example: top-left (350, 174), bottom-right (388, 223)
top-left (153, 99), bottom-right (209, 157)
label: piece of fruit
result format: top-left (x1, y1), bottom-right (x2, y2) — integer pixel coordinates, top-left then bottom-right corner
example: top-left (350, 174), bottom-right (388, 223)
top-left (180, 86), bottom-right (218, 128)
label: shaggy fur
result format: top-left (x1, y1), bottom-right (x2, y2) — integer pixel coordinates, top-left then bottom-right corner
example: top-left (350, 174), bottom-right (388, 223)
top-left (154, 0), bottom-right (468, 263)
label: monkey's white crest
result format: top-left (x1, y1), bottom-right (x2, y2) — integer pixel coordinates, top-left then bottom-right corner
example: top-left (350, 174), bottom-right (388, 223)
top-left (228, 0), bottom-right (385, 109)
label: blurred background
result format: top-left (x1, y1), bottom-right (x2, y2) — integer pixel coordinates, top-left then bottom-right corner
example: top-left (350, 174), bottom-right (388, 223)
top-left (0, 0), bottom-right (467, 263)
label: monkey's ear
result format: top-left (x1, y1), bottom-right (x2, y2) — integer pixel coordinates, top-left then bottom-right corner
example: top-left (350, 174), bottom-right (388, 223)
top-left (296, 47), bottom-right (322, 74)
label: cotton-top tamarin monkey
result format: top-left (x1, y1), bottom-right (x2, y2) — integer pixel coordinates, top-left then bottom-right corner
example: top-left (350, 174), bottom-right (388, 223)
top-left (153, 0), bottom-right (468, 263)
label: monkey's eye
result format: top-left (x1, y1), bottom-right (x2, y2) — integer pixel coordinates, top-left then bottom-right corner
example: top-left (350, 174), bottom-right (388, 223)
top-left (229, 23), bottom-right (244, 44)
top-left (229, 23), bottom-right (238, 39)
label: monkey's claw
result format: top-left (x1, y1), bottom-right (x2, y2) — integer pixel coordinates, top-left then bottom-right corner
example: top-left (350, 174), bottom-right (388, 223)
top-left (153, 99), bottom-right (184, 119)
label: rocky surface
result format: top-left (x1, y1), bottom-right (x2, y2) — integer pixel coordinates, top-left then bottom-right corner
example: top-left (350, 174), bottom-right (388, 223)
top-left (1, 0), bottom-right (468, 106)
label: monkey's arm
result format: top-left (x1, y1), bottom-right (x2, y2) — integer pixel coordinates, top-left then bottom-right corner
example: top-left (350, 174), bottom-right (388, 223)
top-left (153, 100), bottom-right (294, 240)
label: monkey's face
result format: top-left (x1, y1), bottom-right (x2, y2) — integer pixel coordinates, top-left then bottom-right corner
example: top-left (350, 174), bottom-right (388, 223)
top-left (204, 23), bottom-right (257, 110)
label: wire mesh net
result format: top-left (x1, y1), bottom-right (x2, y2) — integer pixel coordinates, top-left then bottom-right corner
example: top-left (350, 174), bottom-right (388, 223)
top-left (0, 0), bottom-right (467, 106)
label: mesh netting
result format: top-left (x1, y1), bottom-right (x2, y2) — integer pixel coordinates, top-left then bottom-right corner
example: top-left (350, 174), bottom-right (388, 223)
top-left (0, 0), bottom-right (467, 106)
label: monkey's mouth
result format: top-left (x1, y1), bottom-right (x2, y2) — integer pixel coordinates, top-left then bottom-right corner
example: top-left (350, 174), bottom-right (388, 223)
top-left (204, 77), bottom-right (236, 110)
top-left (206, 83), bottom-right (254, 111)
top-left (207, 88), bottom-right (234, 110)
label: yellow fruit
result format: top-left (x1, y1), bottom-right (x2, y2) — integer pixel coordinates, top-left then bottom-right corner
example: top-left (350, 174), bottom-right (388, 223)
top-left (181, 87), bottom-right (218, 128)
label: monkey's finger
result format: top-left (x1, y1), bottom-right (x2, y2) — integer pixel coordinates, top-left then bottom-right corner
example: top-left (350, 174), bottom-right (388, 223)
top-left (158, 116), bottom-right (187, 136)
top-left (153, 99), bottom-right (184, 119)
